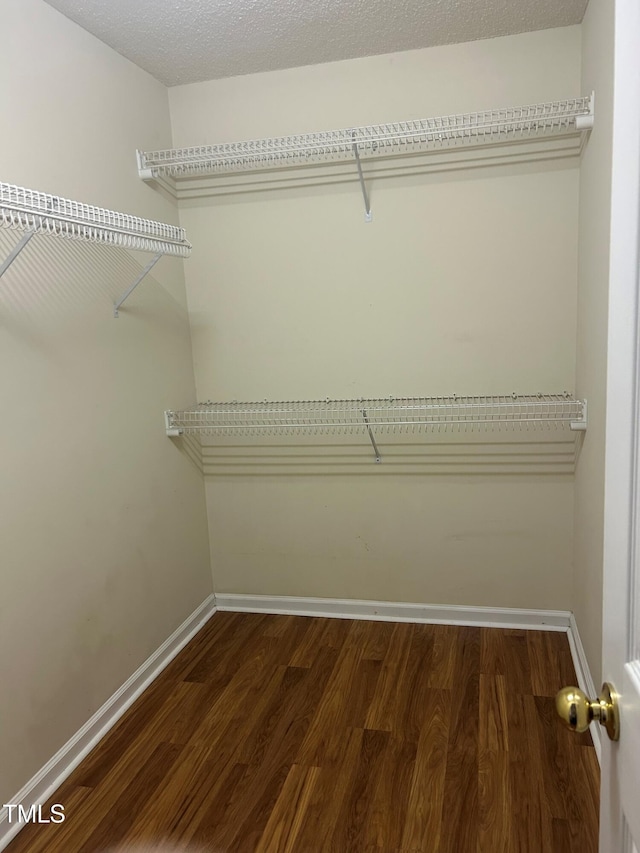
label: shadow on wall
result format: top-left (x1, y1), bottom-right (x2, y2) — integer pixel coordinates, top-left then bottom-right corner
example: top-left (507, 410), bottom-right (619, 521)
top-left (190, 430), bottom-right (584, 476)
top-left (168, 433), bottom-right (204, 476)
top-left (181, 154), bottom-right (575, 212)
top-left (0, 229), bottom-right (188, 326)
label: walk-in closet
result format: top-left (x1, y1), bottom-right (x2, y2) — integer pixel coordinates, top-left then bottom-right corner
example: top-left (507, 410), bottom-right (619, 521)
top-left (3, 0), bottom-right (639, 849)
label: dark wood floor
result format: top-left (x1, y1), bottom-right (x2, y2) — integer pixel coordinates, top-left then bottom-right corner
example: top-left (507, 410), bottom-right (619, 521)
top-left (7, 612), bottom-right (599, 852)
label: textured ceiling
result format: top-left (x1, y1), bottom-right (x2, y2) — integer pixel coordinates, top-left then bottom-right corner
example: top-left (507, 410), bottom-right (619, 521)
top-left (43, 0), bottom-right (589, 87)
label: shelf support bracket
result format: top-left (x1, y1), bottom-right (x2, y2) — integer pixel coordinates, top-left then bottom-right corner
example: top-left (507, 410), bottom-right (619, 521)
top-left (570, 399), bottom-right (588, 431)
top-left (114, 252), bottom-right (163, 318)
top-left (136, 149), bottom-right (156, 182)
top-left (352, 137), bottom-right (372, 222)
top-left (362, 409), bottom-right (381, 463)
top-left (164, 411), bottom-right (184, 437)
top-left (0, 231), bottom-right (35, 279)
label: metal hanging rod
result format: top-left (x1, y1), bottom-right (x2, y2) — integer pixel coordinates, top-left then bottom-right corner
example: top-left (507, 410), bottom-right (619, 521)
top-left (138, 95), bottom-right (594, 181)
top-left (0, 182), bottom-right (192, 316)
top-left (165, 394), bottom-right (588, 463)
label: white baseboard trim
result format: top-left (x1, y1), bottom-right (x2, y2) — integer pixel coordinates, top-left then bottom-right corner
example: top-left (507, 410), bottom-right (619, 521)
top-left (567, 611), bottom-right (602, 762)
top-left (215, 593), bottom-right (572, 631)
top-left (0, 593), bottom-right (217, 853)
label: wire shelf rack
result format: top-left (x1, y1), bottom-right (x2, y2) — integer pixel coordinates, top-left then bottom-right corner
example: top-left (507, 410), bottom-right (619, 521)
top-left (0, 183), bottom-right (191, 256)
top-left (165, 394), bottom-right (587, 464)
top-left (0, 182), bottom-right (192, 316)
top-left (139, 95), bottom-right (594, 180)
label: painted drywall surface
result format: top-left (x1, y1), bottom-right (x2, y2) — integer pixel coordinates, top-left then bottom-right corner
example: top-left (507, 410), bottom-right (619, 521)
top-left (168, 26), bottom-right (582, 143)
top-left (0, 0), bottom-right (211, 802)
top-left (208, 475), bottom-right (574, 608)
top-left (171, 28), bottom-right (582, 607)
top-left (572, 0), bottom-right (615, 687)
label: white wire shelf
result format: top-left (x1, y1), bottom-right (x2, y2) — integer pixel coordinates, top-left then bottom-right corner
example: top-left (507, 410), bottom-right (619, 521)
top-left (165, 394), bottom-right (588, 464)
top-left (0, 182), bottom-right (192, 316)
top-left (138, 95), bottom-right (594, 215)
top-left (0, 183), bottom-right (191, 255)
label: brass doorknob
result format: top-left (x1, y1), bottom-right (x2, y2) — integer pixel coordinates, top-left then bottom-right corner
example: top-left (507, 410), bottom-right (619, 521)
top-left (555, 682), bottom-right (620, 741)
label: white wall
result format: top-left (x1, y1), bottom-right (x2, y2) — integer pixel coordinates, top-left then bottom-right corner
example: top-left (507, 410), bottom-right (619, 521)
top-left (0, 0), bottom-right (211, 803)
top-left (573, 0), bottom-right (615, 686)
top-left (169, 28), bottom-right (582, 609)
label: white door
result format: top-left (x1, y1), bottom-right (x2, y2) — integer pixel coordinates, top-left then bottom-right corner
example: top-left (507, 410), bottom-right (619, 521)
top-left (600, 0), bottom-right (640, 849)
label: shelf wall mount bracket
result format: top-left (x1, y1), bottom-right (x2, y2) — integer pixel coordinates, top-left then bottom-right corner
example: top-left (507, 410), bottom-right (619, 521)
top-left (165, 411), bottom-right (184, 437)
top-left (0, 230), bottom-right (35, 279)
top-left (113, 252), bottom-right (163, 318)
top-left (351, 135), bottom-right (372, 222)
top-left (570, 399), bottom-right (588, 431)
top-left (361, 409), bottom-right (381, 463)
top-left (136, 149), bottom-right (156, 182)
top-left (575, 92), bottom-right (595, 131)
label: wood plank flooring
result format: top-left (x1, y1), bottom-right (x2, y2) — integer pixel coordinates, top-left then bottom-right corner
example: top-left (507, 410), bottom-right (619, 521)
top-left (6, 613), bottom-right (599, 852)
